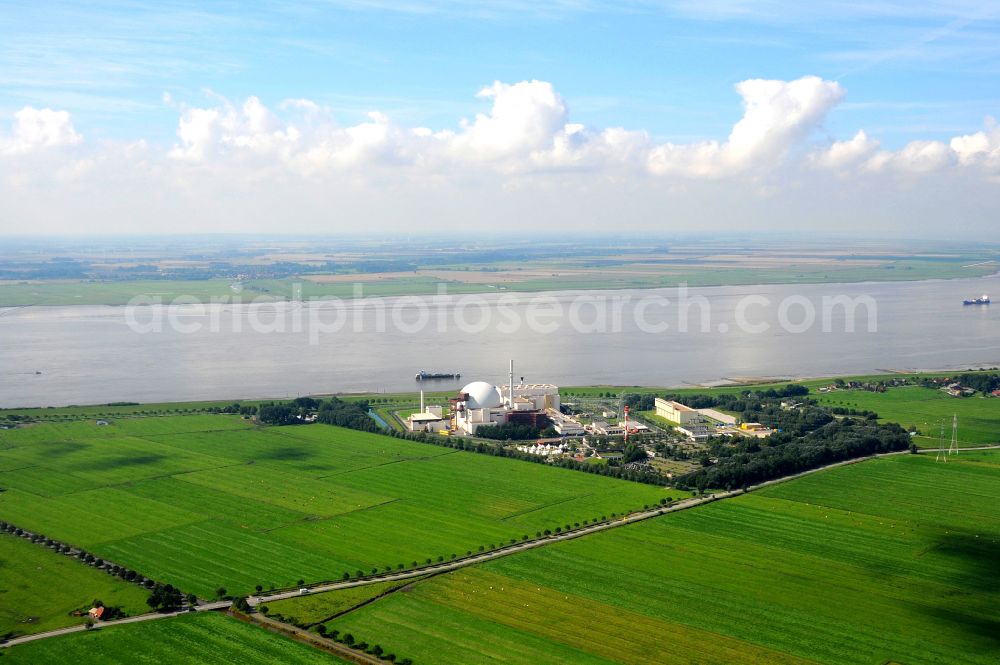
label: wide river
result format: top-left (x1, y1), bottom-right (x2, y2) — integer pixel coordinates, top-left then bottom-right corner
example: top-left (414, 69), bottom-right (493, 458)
top-left (2, 276), bottom-right (999, 408)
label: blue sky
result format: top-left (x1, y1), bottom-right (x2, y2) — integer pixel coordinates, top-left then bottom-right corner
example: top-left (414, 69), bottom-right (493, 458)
top-left (1, 1), bottom-right (999, 236)
top-left (3, 1), bottom-right (998, 147)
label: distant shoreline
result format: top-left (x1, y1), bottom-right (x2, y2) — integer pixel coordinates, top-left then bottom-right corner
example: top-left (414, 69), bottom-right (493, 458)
top-left (2, 367), bottom-right (998, 412)
top-left (2, 269), bottom-right (998, 309)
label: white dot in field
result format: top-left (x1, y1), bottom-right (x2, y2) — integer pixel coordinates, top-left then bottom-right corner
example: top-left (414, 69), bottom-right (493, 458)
top-left (717, 323), bottom-right (729, 333)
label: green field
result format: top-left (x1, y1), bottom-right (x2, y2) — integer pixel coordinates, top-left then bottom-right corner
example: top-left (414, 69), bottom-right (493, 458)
top-left (323, 451), bottom-right (1000, 664)
top-left (1, 255), bottom-right (995, 306)
top-left (266, 577), bottom-right (427, 626)
top-left (813, 385), bottom-right (1000, 447)
top-left (0, 278), bottom-right (248, 306)
top-left (0, 534), bottom-right (150, 639)
top-left (1, 611), bottom-right (346, 664)
top-left (0, 416), bottom-right (668, 598)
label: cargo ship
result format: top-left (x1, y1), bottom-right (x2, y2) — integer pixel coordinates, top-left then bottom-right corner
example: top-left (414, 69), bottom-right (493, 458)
top-left (415, 371), bottom-right (461, 381)
top-left (963, 294), bottom-right (990, 305)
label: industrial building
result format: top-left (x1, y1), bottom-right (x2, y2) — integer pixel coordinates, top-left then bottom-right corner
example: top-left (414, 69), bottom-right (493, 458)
top-left (738, 422), bottom-right (774, 438)
top-left (654, 397), bottom-right (719, 441)
top-left (500, 383), bottom-right (561, 411)
top-left (676, 423), bottom-right (711, 441)
top-left (449, 361), bottom-right (556, 436)
top-left (590, 420), bottom-right (624, 436)
top-left (654, 398), bottom-right (700, 424)
top-left (696, 408), bottom-right (737, 425)
top-left (407, 392), bottom-right (448, 433)
top-left (548, 411), bottom-right (585, 436)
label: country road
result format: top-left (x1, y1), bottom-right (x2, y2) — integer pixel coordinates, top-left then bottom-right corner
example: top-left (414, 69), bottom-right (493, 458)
top-left (3, 444), bottom-right (995, 649)
top-left (0, 602), bottom-right (231, 648)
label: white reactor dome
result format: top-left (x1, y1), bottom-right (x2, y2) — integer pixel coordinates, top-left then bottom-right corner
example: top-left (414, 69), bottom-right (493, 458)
top-left (460, 381), bottom-right (504, 409)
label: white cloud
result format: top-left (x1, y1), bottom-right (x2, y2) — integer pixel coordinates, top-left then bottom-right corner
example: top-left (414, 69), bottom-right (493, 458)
top-left (865, 139), bottom-right (954, 173)
top-left (811, 130), bottom-right (880, 170)
top-left (1, 107), bottom-right (82, 154)
top-left (451, 80), bottom-right (568, 159)
top-left (161, 75), bottom-right (853, 180)
top-left (950, 117), bottom-right (1000, 169)
top-left (649, 76), bottom-right (844, 177)
top-left (2, 76), bottom-right (1000, 236)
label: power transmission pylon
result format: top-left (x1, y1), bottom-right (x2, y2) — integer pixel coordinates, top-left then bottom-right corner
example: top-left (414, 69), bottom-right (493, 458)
top-left (938, 414), bottom-right (959, 461)
top-left (936, 421), bottom-right (945, 462)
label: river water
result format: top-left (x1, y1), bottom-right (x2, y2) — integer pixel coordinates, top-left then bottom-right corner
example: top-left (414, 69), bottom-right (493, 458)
top-left (2, 276), bottom-right (999, 408)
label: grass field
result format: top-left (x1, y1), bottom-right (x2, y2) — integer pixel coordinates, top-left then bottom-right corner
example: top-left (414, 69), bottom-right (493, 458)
top-left (0, 534), bottom-right (150, 639)
top-left (0, 416), bottom-right (668, 598)
top-left (1, 611), bottom-right (347, 664)
top-left (1, 255), bottom-right (995, 306)
top-left (813, 385), bottom-right (1000, 447)
top-left (265, 577), bottom-right (428, 626)
top-left (323, 451), bottom-right (1000, 664)
top-left (0, 278), bottom-right (248, 306)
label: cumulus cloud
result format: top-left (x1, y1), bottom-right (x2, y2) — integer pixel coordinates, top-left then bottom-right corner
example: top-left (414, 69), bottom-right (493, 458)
top-left (649, 76), bottom-right (845, 177)
top-left (949, 117), bottom-right (1000, 170)
top-left (451, 80), bottom-right (568, 158)
top-left (810, 130), bottom-right (880, 170)
top-left (160, 76), bottom-right (857, 180)
top-left (1, 106), bottom-right (82, 154)
top-left (866, 139), bottom-right (955, 174)
top-left (2, 76), bottom-right (1000, 236)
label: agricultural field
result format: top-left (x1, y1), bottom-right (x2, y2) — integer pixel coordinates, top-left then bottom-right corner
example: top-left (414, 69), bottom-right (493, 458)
top-left (2, 245), bottom-right (996, 306)
top-left (0, 415), bottom-right (667, 598)
top-left (0, 278), bottom-right (246, 307)
top-left (323, 451), bottom-right (1000, 664)
top-left (265, 577), bottom-right (428, 626)
top-left (0, 534), bottom-right (150, 639)
top-left (812, 384), bottom-right (1000, 447)
top-left (1, 611), bottom-right (347, 664)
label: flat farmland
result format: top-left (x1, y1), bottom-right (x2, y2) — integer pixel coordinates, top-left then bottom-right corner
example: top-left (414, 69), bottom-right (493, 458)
top-left (1, 611), bottom-right (347, 664)
top-left (0, 534), bottom-right (150, 639)
top-left (266, 577), bottom-right (426, 625)
top-left (812, 385), bottom-right (1000, 447)
top-left (324, 451), bottom-right (1000, 664)
top-left (0, 416), bottom-right (668, 597)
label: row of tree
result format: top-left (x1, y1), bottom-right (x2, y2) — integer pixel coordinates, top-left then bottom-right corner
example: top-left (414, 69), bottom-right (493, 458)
top-left (676, 418), bottom-right (911, 491)
top-left (256, 396), bottom-right (381, 432)
top-left (316, 398), bottom-right (380, 432)
top-left (315, 626), bottom-right (412, 664)
top-left (0, 520), bottom-right (196, 618)
top-left (146, 583), bottom-right (191, 611)
top-left (950, 372), bottom-right (1000, 394)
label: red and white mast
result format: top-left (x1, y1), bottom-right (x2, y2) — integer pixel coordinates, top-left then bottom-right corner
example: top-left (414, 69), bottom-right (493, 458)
top-left (623, 405), bottom-right (629, 443)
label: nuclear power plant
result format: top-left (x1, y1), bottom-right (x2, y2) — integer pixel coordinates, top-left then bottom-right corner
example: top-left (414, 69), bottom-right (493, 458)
top-left (407, 361), bottom-right (560, 435)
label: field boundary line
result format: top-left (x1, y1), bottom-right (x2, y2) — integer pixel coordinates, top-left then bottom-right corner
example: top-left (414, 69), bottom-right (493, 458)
top-left (302, 573), bottom-right (437, 628)
top-left (498, 493), bottom-right (591, 521)
top-left (234, 609), bottom-right (384, 665)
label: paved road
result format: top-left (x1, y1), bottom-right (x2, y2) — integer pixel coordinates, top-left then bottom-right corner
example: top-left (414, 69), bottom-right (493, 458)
top-left (0, 602), bottom-right (230, 648)
top-left (5, 444), bottom-right (995, 648)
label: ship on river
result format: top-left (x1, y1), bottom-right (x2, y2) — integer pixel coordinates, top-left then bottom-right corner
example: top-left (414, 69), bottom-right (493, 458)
top-left (415, 370), bottom-right (461, 381)
top-left (963, 294), bottom-right (990, 305)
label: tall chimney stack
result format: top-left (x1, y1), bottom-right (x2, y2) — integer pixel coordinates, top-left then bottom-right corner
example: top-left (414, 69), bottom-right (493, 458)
top-left (509, 359), bottom-right (514, 410)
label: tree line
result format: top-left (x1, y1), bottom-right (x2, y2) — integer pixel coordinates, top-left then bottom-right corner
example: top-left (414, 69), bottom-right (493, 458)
top-left (676, 418), bottom-right (910, 491)
top-left (256, 396), bottom-right (380, 432)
